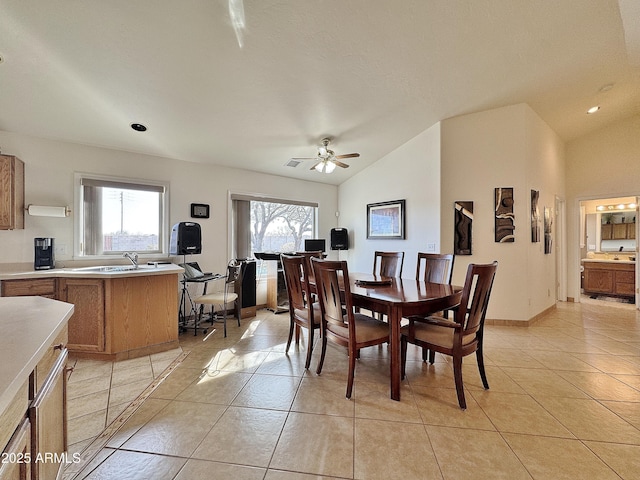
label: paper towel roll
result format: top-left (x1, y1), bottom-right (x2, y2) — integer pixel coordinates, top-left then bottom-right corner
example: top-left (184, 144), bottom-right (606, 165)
top-left (27, 205), bottom-right (69, 217)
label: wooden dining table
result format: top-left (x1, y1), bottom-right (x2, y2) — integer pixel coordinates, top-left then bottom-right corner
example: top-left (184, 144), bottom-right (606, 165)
top-left (348, 273), bottom-right (463, 401)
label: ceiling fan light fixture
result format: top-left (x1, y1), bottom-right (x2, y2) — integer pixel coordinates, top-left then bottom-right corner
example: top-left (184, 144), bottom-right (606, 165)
top-left (314, 160), bottom-right (336, 173)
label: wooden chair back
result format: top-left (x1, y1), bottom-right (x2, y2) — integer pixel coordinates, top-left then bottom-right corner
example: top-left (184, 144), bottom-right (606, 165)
top-left (416, 253), bottom-right (454, 284)
top-left (455, 261), bottom-right (498, 337)
top-left (281, 254), bottom-right (308, 313)
top-left (311, 258), bottom-right (354, 343)
top-left (373, 251), bottom-right (404, 278)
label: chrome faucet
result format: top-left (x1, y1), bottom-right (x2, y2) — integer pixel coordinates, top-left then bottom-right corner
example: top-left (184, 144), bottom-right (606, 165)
top-left (123, 252), bottom-right (139, 269)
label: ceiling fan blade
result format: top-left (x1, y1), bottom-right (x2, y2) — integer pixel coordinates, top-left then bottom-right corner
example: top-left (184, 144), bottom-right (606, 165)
top-left (310, 161), bottom-right (322, 171)
top-left (332, 160), bottom-right (350, 168)
top-left (291, 157), bottom-right (318, 160)
top-left (334, 153), bottom-right (360, 159)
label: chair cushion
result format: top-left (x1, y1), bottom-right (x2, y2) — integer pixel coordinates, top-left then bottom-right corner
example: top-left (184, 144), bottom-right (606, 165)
top-left (293, 302), bottom-right (321, 327)
top-left (194, 292), bottom-right (238, 305)
top-left (401, 321), bottom-right (475, 349)
top-left (327, 313), bottom-right (388, 343)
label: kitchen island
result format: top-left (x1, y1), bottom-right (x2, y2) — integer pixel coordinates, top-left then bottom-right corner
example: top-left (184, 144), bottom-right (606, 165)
top-left (0, 264), bottom-right (182, 361)
top-left (581, 258), bottom-right (636, 300)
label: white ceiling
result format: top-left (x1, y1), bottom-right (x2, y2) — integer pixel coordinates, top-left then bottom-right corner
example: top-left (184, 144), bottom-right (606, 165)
top-left (0, 0), bottom-right (638, 186)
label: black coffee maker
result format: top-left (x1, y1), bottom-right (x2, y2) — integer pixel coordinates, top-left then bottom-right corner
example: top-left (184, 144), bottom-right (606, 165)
top-left (34, 238), bottom-right (55, 270)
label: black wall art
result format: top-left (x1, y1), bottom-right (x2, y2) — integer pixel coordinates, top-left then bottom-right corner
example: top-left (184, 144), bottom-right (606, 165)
top-left (495, 187), bottom-right (515, 242)
top-left (544, 207), bottom-right (553, 254)
top-left (531, 189), bottom-right (540, 243)
top-left (454, 201), bottom-right (473, 255)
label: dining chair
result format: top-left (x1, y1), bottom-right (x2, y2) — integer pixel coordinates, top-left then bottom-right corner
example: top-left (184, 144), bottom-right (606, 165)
top-left (312, 258), bottom-right (390, 399)
top-left (412, 252), bottom-right (456, 361)
top-left (369, 251), bottom-right (405, 319)
top-left (294, 250), bottom-right (324, 294)
top-left (373, 251), bottom-right (404, 278)
top-left (401, 261), bottom-right (498, 409)
top-left (416, 252), bottom-right (455, 284)
top-left (193, 261), bottom-right (242, 337)
top-left (281, 254), bottom-right (321, 369)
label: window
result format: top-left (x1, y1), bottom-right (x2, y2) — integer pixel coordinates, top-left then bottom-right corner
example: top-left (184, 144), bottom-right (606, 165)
top-left (76, 174), bottom-right (168, 257)
top-left (231, 194), bottom-right (318, 258)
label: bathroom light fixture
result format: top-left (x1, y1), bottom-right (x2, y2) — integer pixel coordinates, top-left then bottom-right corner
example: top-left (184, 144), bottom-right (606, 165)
top-left (586, 106), bottom-right (600, 114)
top-left (596, 203), bottom-right (636, 212)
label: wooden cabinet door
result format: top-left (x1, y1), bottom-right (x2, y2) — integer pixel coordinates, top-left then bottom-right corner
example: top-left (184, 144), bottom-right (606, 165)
top-left (601, 224), bottom-right (613, 240)
top-left (58, 279), bottom-right (105, 352)
top-left (627, 223), bottom-right (636, 239)
top-left (583, 268), bottom-right (613, 294)
top-left (0, 155), bottom-right (24, 231)
top-left (29, 349), bottom-right (67, 480)
top-left (613, 223), bottom-right (627, 239)
top-left (0, 419), bottom-right (31, 480)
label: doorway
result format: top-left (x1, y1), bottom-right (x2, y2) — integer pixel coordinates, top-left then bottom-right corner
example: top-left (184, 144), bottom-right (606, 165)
top-left (578, 196), bottom-right (638, 308)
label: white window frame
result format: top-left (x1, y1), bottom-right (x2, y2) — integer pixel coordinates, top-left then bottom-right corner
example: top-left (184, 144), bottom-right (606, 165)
top-left (74, 173), bottom-right (170, 259)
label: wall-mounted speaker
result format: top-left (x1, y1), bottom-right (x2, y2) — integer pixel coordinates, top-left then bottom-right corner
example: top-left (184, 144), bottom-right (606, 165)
top-left (170, 222), bottom-right (202, 255)
top-left (330, 227), bottom-right (349, 250)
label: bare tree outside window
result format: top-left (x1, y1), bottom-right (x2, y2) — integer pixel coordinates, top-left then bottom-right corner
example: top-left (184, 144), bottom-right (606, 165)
top-left (250, 201), bottom-right (315, 253)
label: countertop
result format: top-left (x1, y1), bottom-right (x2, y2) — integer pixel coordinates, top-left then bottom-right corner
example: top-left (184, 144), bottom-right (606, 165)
top-left (0, 263), bottom-right (183, 281)
top-left (0, 296), bottom-right (74, 415)
top-left (581, 258), bottom-right (636, 265)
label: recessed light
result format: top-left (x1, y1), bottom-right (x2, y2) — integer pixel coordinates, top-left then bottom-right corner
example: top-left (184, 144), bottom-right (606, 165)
top-left (131, 123), bottom-right (147, 132)
top-left (586, 106), bottom-right (600, 114)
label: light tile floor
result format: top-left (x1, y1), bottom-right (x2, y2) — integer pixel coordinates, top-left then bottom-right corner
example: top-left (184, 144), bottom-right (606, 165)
top-left (64, 299), bottom-right (640, 479)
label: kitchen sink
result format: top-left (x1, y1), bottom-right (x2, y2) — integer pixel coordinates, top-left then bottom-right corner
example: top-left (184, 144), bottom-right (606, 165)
top-left (71, 265), bottom-right (139, 272)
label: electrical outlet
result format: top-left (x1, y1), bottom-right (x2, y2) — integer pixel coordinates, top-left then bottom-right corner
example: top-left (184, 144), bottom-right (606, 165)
top-left (55, 244), bottom-right (67, 256)
top-left (426, 243), bottom-right (436, 252)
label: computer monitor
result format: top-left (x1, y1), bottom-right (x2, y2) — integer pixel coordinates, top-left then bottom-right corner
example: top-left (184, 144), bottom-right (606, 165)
top-left (304, 238), bottom-right (326, 252)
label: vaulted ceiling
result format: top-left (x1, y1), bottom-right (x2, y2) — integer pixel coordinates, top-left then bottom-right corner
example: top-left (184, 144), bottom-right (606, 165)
top-left (0, 1), bottom-right (638, 185)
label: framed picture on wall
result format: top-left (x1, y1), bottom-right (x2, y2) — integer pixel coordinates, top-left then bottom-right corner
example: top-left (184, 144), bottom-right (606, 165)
top-left (367, 200), bottom-right (406, 239)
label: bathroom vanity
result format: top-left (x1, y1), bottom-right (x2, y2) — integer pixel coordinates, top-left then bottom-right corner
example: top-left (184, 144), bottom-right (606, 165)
top-left (581, 259), bottom-right (636, 300)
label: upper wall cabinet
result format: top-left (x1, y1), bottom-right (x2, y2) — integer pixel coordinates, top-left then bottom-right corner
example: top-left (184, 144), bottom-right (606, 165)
top-left (0, 154), bottom-right (25, 230)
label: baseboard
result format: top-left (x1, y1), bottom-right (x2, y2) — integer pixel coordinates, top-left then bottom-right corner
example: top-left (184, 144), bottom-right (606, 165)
top-left (485, 303), bottom-right (557, 327)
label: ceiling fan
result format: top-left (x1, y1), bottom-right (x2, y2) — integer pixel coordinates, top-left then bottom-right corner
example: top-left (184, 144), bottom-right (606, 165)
top-left (292, 138), bottom-right (360, 173)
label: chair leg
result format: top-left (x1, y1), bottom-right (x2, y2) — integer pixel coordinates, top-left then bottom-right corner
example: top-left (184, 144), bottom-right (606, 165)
top-left (428, 349), bottom-right (436, 364)
top-left (346, 347), bottom-right (356, 399)
top-left (316, 334), bottom-right (327, 375)
top-left (222, 307), bottom-right (227, 337)
top-left (401, 337), bottom-right (407, 380)
top-left (476, 347), bottom-right (490, 390)
top-left (285, 319), bottom-right (294, 354)
top-left (452, 355), bottom-right (466, 410)
top-left (422, 347), bottom-right (428, 362)
top-left (305, 326), bottom-right (314, 370)
top-left (194, 307), bottom-right (204, 336)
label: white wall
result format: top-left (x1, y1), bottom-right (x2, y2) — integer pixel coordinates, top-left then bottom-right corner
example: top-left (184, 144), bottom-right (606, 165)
top-left (441, 104), bottom-right (565, 321)
top-left (337, 123), bottom-right (442, 276)
top-left (0, 131), bottom-right (338, 273)
top-left (565, 114), bottom-right (640, 300)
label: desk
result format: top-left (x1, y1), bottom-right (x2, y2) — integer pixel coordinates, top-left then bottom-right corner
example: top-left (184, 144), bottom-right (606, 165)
top-left (179, 274), bottom-right (223, 334)
top-left (348, 273), bottom-right (462, 401)
top-left (254, 252), bottom-right (290, 313)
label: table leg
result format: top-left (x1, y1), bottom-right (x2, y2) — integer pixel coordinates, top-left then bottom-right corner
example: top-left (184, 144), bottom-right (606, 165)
top-left (389, 304), bottom-right (402, 401)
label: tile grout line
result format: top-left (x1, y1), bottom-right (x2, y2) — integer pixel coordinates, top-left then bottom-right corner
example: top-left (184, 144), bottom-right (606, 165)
top-left (64, 351), bottom-right (191, 480)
